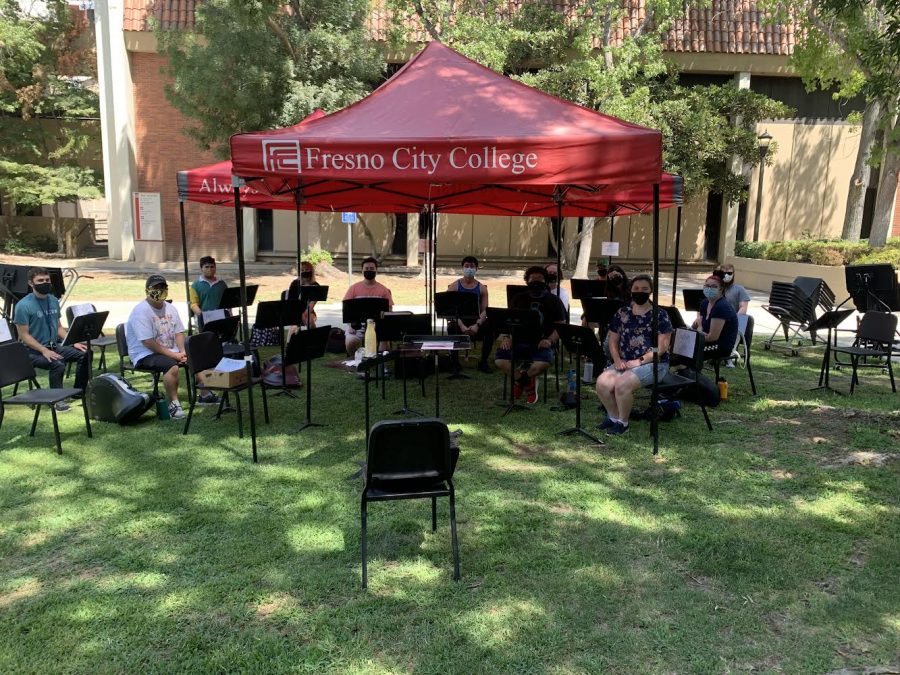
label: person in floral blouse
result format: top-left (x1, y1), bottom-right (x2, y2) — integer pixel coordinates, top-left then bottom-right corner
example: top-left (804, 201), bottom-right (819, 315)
top-left (595, 274), bottom-right (672, 436)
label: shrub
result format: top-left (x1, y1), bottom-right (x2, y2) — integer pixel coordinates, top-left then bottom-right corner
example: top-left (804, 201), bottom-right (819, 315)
top-left (734, 238), bottom-right (898, 266)
top-left (300, 247), bottom-right (333, 265)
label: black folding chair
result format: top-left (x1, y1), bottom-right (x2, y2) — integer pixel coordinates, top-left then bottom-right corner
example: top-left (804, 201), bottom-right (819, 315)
top-left (115, 323), bottom-right (192, 400)
top-left (182, 331), bottom-right (269, 437)
top-left (656, 328), bottom-right (713, 431)
top-left (0, 342), bottom-right (91, 454)
top-left (831, 311), bottom-right (897, 394)
top-left (360, 418), bottom-right (460, 588)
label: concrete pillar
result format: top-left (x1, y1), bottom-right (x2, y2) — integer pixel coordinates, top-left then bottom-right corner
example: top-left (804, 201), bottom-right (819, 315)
top-left (406, 212), bottom-right (419, 267)
top-left (718, 71), bottom-right (751, 264)
top-left (94, 0), bottom-right (138, 261)
top-left (242, 207), bottom-right (257, 261)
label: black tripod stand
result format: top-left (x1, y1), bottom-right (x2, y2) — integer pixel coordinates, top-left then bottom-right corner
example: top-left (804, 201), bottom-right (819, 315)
top-left (376, 313), bottom-right (432, 417)
top-left (62, 310), bottom-right (110, 384)
top-left (285, 325), bottom-right (331, 431)
top-left (808, 309), bottom-right (855, 394)
top-left (343, 297), bottom-right (391, 398)
top-left (487, 307), bottom-right (542, 416)
top-left (435, 291), bottom-right (480, 380)
top-left (554, 323), bottom-right (604, 444)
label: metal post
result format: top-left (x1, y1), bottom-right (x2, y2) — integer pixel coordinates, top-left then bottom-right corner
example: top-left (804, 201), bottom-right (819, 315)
top-left (608, 215), bottom-right (615, 266)
top-left (347, 217), bottom-right (353, 286)
top-left (752, 131), bottom-right (772, 242)
top-left (671, 206), bottom-right (682, 306)
top-left (555, 194), bottom-right (563, 300)
top-left (232, 181), bottom-right (258, 463)
top-left (295, 191), bottom-right (303, 277)
top-left (652, 184), bottom-right (660, 456)
top-left (179, 200), bottom-right (192, 336)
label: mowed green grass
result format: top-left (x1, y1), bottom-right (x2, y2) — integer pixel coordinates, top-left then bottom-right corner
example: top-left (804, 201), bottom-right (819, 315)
top-left (0, 345), bottom-right (898, 673)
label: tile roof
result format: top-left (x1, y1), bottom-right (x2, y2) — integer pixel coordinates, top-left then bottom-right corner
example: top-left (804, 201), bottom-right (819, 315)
top-left (124, 0), bottom-right (796, 56)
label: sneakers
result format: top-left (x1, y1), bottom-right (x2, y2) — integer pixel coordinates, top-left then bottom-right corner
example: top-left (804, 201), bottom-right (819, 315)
top-left (525, 376), bottom-right (538, 405)
top-left (477, 362), bottom-right (492, 374)
top-left (606, 421), bottom-right (629, 436)
top-left (725, 359), bottom-right (736, 368)
top-left (54, 400), bottom-right (71, 413)
top-left (168, 401), bottom-right (186, 420)
top-left (597, 416), bottom-right (616, 430)
top-left (198, 392), bottom-right (220, 405)
top-left (511, 371), bottom-right (529, 400)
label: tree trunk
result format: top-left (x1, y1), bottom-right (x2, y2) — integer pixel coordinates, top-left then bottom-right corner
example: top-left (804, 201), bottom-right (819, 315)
top-left (574, 217), bottom-right (596, 278)
top-left (842, 99), bottom-right (882, 241)
top-left (357, 214), bottom-right (380, 260)
top-left (51, 202), bottom-right (65, 255)
top-left (867, 121), bottom-right (899, 248)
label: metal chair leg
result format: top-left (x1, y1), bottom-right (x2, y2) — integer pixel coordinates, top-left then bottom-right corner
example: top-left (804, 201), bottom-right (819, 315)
top-left (701, 404), bottom-right (713, 431)
top-left (83, 398), bottom-right (92, 438)
top-left (50, 406), bottom-right (62, 454)
top-left (449, 489), bottom-right (460, 581)
top-left (431, 496), bottom-right (437, 532)
top-left (361, 497), bottom-right (368, 589)
top-left (182, 388), bottom-right (198, 435)
top-left (235, 391), bottom-right (244, 439)
top-left (30, 405), bottom-right (41, 437)
top-left (261, 382), bottom-right (270, 424)
top-left (850, 356), bottom-right (859, 394)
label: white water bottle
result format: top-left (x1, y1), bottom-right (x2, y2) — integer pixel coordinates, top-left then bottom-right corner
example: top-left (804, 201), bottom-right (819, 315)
top-left (582, 360), bottom-right (594, 383)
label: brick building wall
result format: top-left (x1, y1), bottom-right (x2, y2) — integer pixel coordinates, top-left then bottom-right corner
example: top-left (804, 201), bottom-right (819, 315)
top-left (131, 51), bottom-right (238, 261)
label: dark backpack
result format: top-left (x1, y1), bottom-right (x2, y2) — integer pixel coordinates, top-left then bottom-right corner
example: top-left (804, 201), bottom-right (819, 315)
top-left (326, 327), bottom-right (346, 354)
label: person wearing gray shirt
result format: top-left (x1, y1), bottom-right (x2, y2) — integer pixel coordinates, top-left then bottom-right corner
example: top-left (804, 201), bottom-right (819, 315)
top-left (715, 263), bottom-right (750, 314)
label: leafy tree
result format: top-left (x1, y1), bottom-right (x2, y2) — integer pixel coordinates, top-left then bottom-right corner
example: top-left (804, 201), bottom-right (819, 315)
top-left (0, 0), bottom-right (101, 255)
top-left (157, 0), bottom-right (385, 158)
top-left (767, 0), bottom-right (900, 246)
top-left (388, 0), bottom-right (790, 274)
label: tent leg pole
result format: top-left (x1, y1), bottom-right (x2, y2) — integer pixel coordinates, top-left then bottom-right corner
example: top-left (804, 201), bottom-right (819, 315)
top-left (671, 206), bottom-right (682, 306)
top-left (652, 184), bottom-right (660, 457)
top-left (432, 208), bottom-right (439, 334)
top-left (180, 201), bottom-right (193, 336)
top-left (609, 215), bottom-right (615, 266)
top-left (295, 192), bottom-right (302, 277)
top-left (556, 199), bottom-right (563, 301)
top-left (233, 183), bottom-right (258, 464)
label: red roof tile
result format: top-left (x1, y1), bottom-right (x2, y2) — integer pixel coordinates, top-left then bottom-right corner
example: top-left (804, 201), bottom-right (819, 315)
top-left (124, 0), bottom-right (797, 56)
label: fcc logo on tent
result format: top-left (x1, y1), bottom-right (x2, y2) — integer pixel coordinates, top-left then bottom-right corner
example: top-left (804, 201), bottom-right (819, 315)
top-left (262, 140), bottom-right (302, 173)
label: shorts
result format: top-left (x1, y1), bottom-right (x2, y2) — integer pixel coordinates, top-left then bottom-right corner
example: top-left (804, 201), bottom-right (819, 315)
top-left (605, 361), bottom-right (668, 387)
top-left (136, 353), bottom-right (180, 372)
top-left (495, 342), bottom-right (553, 364)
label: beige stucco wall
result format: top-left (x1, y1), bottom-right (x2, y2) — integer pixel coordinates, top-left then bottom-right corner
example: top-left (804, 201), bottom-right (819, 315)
top-left (748, 120), bottom-right (860, 242)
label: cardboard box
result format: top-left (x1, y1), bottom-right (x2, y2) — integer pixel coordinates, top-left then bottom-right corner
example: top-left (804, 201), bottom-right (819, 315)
top-left (202, 366), bottom-right (248, 389)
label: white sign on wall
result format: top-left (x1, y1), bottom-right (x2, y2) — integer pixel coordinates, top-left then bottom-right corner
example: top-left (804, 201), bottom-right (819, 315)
top-left (601, 241), bottom-right (620, 257)
top-left (132, 192), bottom-right (163, 241)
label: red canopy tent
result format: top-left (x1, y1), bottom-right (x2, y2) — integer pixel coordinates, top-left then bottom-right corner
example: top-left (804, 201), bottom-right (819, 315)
top-left (222, 42), bottom-right (675, 459)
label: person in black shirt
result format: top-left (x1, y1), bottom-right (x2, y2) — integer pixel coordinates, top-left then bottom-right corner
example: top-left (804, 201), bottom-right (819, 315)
top-left (286, 261), bottom-right (320, 335)
top-left (495, 266), bottom-right (565, 404)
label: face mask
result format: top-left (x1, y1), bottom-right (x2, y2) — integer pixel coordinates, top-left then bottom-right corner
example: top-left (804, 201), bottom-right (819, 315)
top-left (147, 288), bottom-right (168, 302)
top-left (300, 271), bottom-right (313, 279)
top-left (703, 287), bottom-right (720, 300)
top-left (528, 280), bottom-right (546, 294)
top-left (608, 276), bottom-right (623, 287)
top-left (546, 274), bottom-right (558, 284)
top-left (363, 270), bottom-right (377, 281)
top-left (462, 268), bottom-right (476, 279)
top-left (33, 282), bottom-right (53, 295)
top-left (631, 291), bottom-right (650, 305)
top-left (723, 273), bottom-right (734, 283)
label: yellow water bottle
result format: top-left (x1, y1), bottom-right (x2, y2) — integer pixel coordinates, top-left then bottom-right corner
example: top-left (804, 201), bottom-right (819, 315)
top-left (364, 319), bottom-right (377, 357)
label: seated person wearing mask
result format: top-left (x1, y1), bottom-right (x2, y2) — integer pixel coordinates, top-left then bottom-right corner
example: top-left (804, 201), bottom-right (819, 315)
top-left (189, 256), bottom-right (227, 327)
top-left (692, 275), bottom-right (738, 359)
top-left (495, 266), bottom-right (566, 405)
top-left (545, 262), bottom-right (570, 313)
top-left (286, 261), bottom-right (320, 333)
top-left (714, 263), bottom-right (750, 315)
top-left (605, 265), bottom-right (630, 305)
top-left (447, 256), bottom-right (492, 375)
top-left (595, 274), bottom-right (672, 436)
top-left (343, 257), bottom-right (394, 356)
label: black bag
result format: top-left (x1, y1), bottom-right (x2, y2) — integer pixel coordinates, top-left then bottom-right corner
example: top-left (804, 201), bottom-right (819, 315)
top-left (326, 327), bottom-right (346, 354)
top-left (86, 374), bottom-right (155, 424)
top-left (679, 369), bottom-right (721, 408)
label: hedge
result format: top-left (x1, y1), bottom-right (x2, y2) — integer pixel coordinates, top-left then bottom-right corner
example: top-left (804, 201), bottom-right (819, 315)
top-left (734, 238), bottom-right (900, 267)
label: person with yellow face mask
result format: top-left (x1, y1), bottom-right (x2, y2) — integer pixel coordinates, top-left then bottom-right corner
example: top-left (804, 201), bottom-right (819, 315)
top-left (125, 274), bottom-right (188, 419)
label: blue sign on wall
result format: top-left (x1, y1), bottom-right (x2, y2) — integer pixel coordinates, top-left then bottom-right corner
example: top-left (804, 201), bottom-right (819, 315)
top-left (341, 212), bottom-right (358, 224)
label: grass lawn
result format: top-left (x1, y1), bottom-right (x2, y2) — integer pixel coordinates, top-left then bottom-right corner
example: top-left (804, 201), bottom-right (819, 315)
top-left (0, 343), bottom-right (898, 673)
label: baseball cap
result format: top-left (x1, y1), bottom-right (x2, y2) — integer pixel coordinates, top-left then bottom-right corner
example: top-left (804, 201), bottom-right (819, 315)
top-left (145, 274), bottom-right (168, 289)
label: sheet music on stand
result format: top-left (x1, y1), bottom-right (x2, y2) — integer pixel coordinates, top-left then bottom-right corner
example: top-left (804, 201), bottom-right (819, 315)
top-left (69, 303), bottom-right (94, 319)
top-left (673, 328), bottom-right (696, 358)
top-left (0, 320), bottom-right (11, 343)
top-left (202, 309), bottom-right (228, 324)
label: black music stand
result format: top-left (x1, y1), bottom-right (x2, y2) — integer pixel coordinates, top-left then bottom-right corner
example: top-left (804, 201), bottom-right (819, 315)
top-left (297, 285), bottom-right (329, 329)
top-left (554, 324), bottom-right (605, 444)
top-left (435, 291), bottom-right (480, 380)
top-left (256, 299), bottom-right (305, 396)
top-left (570, 279), bottom-right (607, 301)
top-left (285, 325), bottom-right (331, 431)
top-left (62, 310), bottom-right (109, 382)
top-left (343, 297), bottom-right (391, 393)
top-left (356, 351), bottom-right (394, 447)
top-left (401, 334), bottom-right (471, 418)
top-left (486, 307), bottom-right (542, 416)
top-left (842, 264), bottom-right (899, 313)
top-left (218, 284), bottom-right (258, 343)
top-left (682, 289), bottom-right (704, 312)
top-left (203, 314), bottom-right (240, 342)
top-left (505, 285), bottom-right (530, 307)
top-left (809, 308), bottom-right (855, 394)
top-left (377, 314), bottom-right (432, 416)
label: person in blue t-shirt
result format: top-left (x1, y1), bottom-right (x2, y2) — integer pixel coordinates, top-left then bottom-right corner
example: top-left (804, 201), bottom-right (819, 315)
top-left (13, 268), bottom-right (87, 409)
top-left (692, 275), bottom-right (738, 359)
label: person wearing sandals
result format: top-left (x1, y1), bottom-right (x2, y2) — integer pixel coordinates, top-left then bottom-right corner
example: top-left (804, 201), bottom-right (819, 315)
top-left (595, 274), bottom-right (672, 436)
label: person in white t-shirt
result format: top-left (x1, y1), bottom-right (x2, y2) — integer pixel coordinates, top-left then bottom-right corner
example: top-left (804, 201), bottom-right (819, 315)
top-left (126, 274), bottom-right (189, 419)
top-left (545, 262), bottom-right (570, 313)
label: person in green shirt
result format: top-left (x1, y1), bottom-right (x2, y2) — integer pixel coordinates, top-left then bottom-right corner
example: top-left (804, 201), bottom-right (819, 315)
top-left (189, 256), bottom-right (227, 324)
